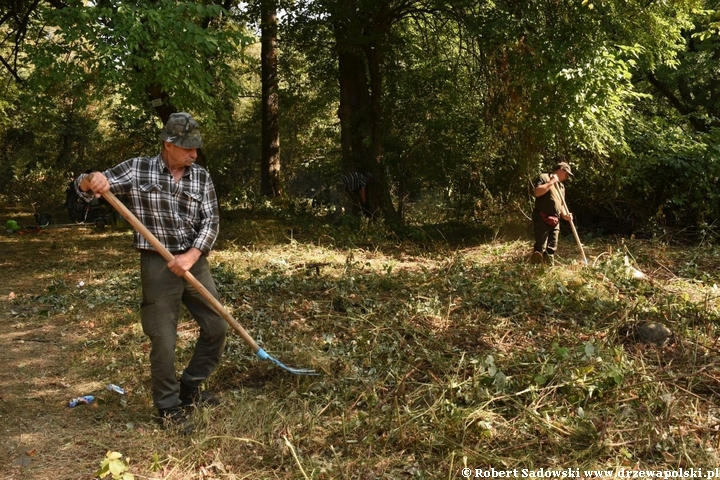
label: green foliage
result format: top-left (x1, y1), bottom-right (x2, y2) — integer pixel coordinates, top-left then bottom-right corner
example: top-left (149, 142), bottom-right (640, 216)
top-left (629, 130), bottom-right (720, 229)
top-left (594, 0), bottom-right (720, 235)
top-left (0, 101), bottom-right (105, 208)
top-left (3, 0), bottom-right (720, 236)
top-left (26, 0), bottom-right (252, 116)
top-left (149, 452), bottom-right (165, 473)
top-left (0, 0), bottom-right (257, 210)
top-left (573, 114), bottom-right (720, 236)
top-left (554, 45), bottom-right (648, 155)
top-left (95, 451), bottom-right (134, 480)
top-left (277, 0), bottom-right (706, 226)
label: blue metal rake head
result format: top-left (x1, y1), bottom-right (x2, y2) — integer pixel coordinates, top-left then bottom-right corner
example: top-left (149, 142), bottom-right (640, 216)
top-left (255, 348), bottom-right (321, 376)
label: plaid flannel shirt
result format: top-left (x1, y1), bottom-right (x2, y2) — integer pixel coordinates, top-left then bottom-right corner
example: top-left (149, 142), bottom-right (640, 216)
top-left (75, 154), bottom-right (219, 255)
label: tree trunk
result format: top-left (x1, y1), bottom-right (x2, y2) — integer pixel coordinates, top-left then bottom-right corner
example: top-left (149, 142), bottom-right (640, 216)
top-left (332, 7), bottom-right (400, 223)
top-left (336, 48), bottom-right (371, 171)
top-left (365, 41), bottom-right (399, 224)
top-left (260, 0), bottom-right (281, 197)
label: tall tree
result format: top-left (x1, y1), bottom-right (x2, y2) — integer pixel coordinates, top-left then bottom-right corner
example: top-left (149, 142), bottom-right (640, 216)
top-left (260, 0), bottom-right (281, 196)
top-left (327, 0), bottom-right (436, 224)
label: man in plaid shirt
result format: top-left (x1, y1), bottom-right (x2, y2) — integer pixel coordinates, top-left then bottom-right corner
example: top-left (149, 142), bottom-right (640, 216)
top-left (76, 113), bottom-right (227, 432)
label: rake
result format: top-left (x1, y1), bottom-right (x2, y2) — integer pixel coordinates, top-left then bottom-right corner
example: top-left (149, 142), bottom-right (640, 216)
top-left (102, 191), bottom-right (319, 376)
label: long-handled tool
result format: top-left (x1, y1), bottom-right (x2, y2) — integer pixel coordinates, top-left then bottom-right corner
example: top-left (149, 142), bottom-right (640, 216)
top-left (554, 184), bottom-right (588, 265)
top-left (102, 191), bottom-right (319, 376)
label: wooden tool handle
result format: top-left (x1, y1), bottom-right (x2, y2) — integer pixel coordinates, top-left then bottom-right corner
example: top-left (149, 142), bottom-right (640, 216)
top-left (102, 190), bottom-right (261, 352)
top-left (554, 184), bottom-right (588, 265)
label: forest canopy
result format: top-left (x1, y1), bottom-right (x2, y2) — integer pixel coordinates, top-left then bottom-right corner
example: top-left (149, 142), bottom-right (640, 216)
top-left (1, 0), bottom-right (720, 238)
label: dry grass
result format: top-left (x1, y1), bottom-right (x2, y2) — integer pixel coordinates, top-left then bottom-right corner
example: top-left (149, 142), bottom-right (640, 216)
top-left (1, 210), bottom-right (719, 479)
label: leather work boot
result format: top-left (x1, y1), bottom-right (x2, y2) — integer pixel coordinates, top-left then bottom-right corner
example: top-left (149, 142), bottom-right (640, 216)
top-left (179, 382), bottom-right (221, 408)
top-left (530, 251), bottom-right (543, 264)
top-left (157, 406), bottom-right (194, 435)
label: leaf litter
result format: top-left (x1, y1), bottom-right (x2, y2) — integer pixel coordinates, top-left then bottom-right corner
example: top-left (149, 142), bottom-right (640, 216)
top-left (0, 216), bottom-right (719, 478)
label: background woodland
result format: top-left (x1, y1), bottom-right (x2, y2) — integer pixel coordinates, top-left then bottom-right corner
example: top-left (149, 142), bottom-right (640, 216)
top-left (2, 0), bottom-right (720, 237)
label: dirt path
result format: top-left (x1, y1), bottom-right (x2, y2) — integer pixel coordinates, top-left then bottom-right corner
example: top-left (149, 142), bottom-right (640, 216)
top-left (0, 310), bottom-right (85, 476)
top-left (0, 226), bottom-right (137, 479)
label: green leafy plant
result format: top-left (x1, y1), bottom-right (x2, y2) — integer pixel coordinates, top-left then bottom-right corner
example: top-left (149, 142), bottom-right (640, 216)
top-left (95, 451), bottom-right (134, 480)
top-left (149, 453), bottom-right (164, 473)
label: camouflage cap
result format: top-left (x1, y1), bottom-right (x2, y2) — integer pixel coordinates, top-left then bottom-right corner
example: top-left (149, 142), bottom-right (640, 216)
top-left (160, 113), bottom-right (203, 149)
top-left (553, 161), bottom-right (574, 177)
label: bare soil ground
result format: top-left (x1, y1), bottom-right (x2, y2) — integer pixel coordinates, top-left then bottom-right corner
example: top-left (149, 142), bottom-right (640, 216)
top-left (0, 218), bottom-right (147, 479)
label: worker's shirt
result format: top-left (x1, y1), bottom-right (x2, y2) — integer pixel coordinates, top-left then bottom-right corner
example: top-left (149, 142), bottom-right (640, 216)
top-left (340, 172), bottom-right (367, 192)
top-left (534, 173), bottom-right (565, 216)
top-left (75, 154), bottom-right (219, 255)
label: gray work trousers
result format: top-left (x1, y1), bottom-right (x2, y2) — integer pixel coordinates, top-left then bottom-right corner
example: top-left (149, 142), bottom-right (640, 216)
top-left (140, 251), bottom-right (228, 410)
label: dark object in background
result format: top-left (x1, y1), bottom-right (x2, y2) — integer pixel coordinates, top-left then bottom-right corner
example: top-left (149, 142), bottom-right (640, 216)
top-left (35, 213), bottom-right (51, 226)
top-left (64, 179), bottom-right (110, 223)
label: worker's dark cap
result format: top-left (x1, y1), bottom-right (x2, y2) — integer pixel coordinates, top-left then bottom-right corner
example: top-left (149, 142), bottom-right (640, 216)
top-left (160, 113), bottom-right (203, 149)
top-left (554, 162), bottom-right (574, 177)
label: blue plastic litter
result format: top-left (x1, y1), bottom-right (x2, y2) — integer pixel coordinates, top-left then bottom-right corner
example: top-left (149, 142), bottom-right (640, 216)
top-left (67, 395), bottom-right (95, 408)
top-left (106, 384), bottom-right (125, 395)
